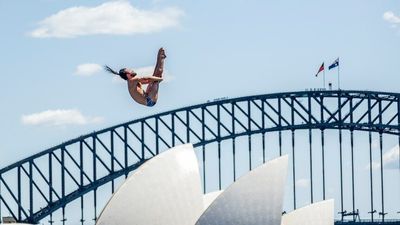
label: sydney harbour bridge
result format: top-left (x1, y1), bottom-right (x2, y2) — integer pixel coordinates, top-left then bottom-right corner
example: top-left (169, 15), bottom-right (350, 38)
top-left (1, 90), bottom-right (400, 225)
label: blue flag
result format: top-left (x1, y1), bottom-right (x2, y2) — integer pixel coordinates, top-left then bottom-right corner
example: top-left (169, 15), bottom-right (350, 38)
top-left (329, 58), bottom-right (339, 70)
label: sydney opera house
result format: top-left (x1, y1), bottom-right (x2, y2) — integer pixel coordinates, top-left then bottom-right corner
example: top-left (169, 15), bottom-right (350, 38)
top-left (4, 143), bottom-right (333, 225)
top-left (92, 144), bottom-right (334, 225)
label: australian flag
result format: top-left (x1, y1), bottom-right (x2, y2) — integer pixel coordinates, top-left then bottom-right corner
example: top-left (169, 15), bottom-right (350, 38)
top-left (328, 58), bottom-right (339, 70)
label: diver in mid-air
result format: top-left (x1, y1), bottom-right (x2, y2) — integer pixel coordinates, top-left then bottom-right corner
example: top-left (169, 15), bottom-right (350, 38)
top-left (105, 48), bottom-right (166, 107)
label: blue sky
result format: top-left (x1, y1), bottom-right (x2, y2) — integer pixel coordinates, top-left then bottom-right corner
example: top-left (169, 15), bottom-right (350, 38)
top-left (1, 0), bottom-right (400, 219)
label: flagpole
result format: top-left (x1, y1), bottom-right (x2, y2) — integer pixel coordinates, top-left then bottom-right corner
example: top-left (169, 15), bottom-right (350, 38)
top-left (323, 69), bottom-right (326, 89)
top-left (338, 63), bottom-right (340, 90)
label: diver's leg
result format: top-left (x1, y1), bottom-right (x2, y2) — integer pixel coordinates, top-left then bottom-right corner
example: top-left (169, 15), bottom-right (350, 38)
top-left (153, 48), bottom-right (166, 78)
top-left (145, 82), bottom-right (159, 103)
top-left (145, 48), bottom-right (165, 103)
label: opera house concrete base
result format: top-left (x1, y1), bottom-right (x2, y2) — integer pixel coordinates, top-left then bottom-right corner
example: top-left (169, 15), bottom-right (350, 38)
top-left (96, 144), bottom-right (334, 225)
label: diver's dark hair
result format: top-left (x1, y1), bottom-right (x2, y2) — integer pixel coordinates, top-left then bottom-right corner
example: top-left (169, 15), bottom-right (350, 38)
top-left (104, 65), bottom-right (128, 80)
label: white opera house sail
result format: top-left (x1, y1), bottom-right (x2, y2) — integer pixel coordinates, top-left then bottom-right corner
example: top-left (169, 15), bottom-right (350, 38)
top-left (95, 143), bottom-right (334, 225)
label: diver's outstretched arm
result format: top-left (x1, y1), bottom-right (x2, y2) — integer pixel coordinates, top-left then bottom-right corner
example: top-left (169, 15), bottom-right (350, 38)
top-left (140, 76), bottom-right (163, 84)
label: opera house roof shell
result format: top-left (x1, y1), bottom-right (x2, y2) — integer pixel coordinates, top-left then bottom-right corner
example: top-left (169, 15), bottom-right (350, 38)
top-left (95, 143), bottom-right (334, 225)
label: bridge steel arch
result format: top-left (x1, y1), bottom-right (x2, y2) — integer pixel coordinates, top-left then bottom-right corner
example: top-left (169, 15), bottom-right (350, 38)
top-left (1, 90), bottom-right (400, 224)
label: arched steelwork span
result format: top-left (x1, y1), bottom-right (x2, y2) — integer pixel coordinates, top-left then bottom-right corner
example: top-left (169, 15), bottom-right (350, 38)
top-left (1, 90), bottom-right (400, 224)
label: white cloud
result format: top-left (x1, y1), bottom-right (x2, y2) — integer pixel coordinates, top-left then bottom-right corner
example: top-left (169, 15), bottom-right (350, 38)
top-left (368, 161), bottom-right (380, 170)
top-left (30, 1), bottom-right (184, 38)
top-left (383, 11), bottom-right (400, 26)
top-left (366, 145), bottom-right (400, 170)
top-left (112, 66), bottom-right (175, 84)
top-left (22, 109), bottom-right (103, 126)
top-left (161, 72), bottom-right (175, 83)
top-left (75, 63), bottom-right (102, 76)
top-left (296, 178), bottom-right (309, 188)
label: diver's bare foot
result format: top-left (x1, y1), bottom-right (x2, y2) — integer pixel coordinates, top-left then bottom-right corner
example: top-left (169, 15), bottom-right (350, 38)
top-left (158, 48), bottom-right (166, 59)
